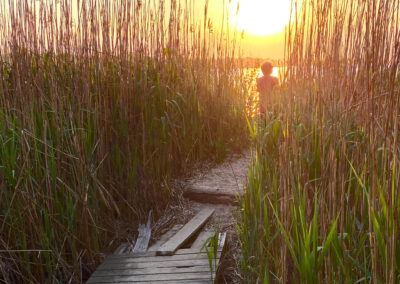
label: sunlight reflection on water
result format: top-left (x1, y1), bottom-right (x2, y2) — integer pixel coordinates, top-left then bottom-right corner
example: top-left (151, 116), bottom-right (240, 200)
top-left (257, 67), bottom-right (281, 79)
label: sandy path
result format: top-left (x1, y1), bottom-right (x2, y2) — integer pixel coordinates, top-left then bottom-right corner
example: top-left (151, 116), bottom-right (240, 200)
top-left (183, 150), bottom-right (251, 205)
top-left (167, 150), bottom-right (251, 283)
top-left (148, 150), bottom-right (251, 283)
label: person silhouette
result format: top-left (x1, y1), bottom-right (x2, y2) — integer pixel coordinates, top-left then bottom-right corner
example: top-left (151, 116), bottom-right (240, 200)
top-left (257, 62), bottom-right (278, 115)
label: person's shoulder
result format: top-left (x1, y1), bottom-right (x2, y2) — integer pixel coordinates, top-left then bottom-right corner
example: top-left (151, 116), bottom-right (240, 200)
top-left (257, 76), bottom-right (265, 85)
top-left (267, 76), bottom-right (278, 85)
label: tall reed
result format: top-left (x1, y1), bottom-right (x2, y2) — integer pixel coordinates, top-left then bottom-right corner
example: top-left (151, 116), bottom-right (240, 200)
top-left (238, 0), bottom-right (400, 282)
top-left (0, 0), bottom-right (248, 282)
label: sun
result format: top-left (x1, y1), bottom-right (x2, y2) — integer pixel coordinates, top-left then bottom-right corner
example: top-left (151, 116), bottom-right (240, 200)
top-left (230, 0), bottom-right (292, 36)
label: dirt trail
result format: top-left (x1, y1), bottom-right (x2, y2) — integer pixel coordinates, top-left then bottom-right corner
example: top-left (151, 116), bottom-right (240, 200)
top-left (150, 150), bottom-right (251, 283)
top-left (183, 149), bottom-right (250, 231)
top-left (183, 151), bottom-right (251, 205)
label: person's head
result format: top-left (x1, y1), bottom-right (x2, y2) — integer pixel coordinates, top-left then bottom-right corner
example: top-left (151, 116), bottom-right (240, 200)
top-left (261, 61), bottom-right (273, 76)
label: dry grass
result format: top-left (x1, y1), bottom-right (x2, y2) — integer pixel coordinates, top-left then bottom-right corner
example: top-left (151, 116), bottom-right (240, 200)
top-left (0, 0), bottom-right (249, 283)
top-left (238, 0), bottom-right (400, 283)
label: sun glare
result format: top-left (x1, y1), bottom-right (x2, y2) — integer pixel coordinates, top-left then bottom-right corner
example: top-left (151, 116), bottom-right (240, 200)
top-left (230, 0), bottom-right (291, 36)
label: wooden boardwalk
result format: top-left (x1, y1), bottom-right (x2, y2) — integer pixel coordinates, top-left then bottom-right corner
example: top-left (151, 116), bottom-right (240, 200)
top-left (87, 208), bottom-right (226, 284)
top-left (87, 151), bottom-right (251, 283)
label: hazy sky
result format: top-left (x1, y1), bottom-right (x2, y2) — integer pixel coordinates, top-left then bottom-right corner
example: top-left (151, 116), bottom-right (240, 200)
top-left (207, 0), bottom-right (292, 59)
top-left (1, 0), bottom-right (292, 59)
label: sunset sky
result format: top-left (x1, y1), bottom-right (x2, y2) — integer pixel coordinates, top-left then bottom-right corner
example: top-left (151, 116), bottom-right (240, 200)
top-left (0, 0), bottom-right (292, 59)
top-left (208, 0), bottom-right (292, 59)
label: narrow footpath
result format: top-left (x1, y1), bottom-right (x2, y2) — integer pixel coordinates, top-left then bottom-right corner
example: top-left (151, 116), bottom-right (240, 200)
top-left (87, 150), bottom-right (251, 284)
top-left (159, 150), bottom-right (251, 283)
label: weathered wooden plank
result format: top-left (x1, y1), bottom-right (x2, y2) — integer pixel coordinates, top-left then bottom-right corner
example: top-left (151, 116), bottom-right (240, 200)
top-left (190, 232), bottom-right (227, 261)
top-left (87, 228), bottom-right (227, 284)
top-left (87, 280), bottom-right (211, 284)
top-left (91, 265), bottom-right (214, 277)
top-left (217, 232), bottom-right (227, 252)
top-left (191, 231), bottom-right (215, 249)
top-left (92, 234), bottom-right (226, 280)
top-left (148, 224), bottom-right (183, 252)
top-left (102, 252), bottom-right (221, 265)
top-left (133, 211), bottom-right (152, 253)
top-left (156, 208), bottom-right (215, 256)
top-left (87, 271), bottom-right (215, 283)
top-left (110, 247), bottom-right (223, 259)
top-left (98, 258), bottom-right (215, 270)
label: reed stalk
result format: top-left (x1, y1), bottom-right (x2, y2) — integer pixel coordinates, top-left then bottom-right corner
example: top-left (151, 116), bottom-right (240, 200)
top-left (238, 0), bottom-right (400, 282)
top-left (0, 0), bottom-right (249, 282)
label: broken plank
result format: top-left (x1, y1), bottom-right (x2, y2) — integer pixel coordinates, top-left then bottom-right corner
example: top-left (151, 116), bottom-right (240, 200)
top-left (133, 211), bottom-right (152, 253)
top-left (191, 231), bottom-right (215, 250)
top-left (156, 208), bottom-right (215, 256)
top-left (218, 232), bottom-right (227, 251)
top-left (148, 224), bottom-right (183, 252)
top-left (87, 271), bottom-right (216, 283)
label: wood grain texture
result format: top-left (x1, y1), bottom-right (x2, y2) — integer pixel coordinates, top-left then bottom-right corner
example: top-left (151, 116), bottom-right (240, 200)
top-left (190, 231), bottom-right (215, 249)
top-left (87, 271), bottom-right (215, 283)
top-left (98, 258), bottom-right (215, 270)
top-left (86, 211), bottom-right (228, 284)
top-left (133, 211), bottom-right (152, 253)
top-left (87, 280), bottom-right (211, 284)
top-left (102, 252), bottom-right (221, 264)
top-left (148, 224), bottom-right (183, 252)
top-left (156, 208), bottom-right (214, 256)
top-left (108, 248), bottom-right (223, 259)
top-left (91, 265), bottom-right (215, 277)
top-left (217, 232), bottom-right (227, 251)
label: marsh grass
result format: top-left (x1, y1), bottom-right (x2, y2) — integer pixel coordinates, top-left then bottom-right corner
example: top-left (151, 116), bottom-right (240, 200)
top-left (0, 0), bottom-right (249, 282)
top-left (238, 0), bottom-right (400, 283)
top-left (200, 225), bottom-right (220, 283)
